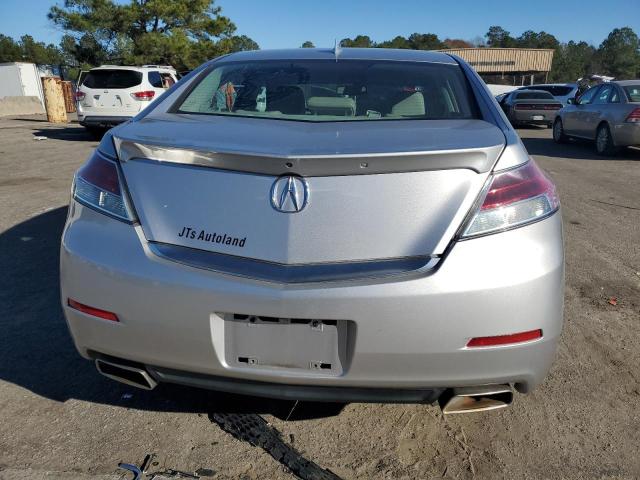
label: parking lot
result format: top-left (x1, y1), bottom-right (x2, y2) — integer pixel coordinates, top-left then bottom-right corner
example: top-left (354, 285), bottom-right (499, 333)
top-left (0, 115), bottom-right (639, 479)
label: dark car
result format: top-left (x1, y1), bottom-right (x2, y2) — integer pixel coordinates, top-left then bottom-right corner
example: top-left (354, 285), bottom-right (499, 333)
top-left (499, 89), bottom-right (564, 127)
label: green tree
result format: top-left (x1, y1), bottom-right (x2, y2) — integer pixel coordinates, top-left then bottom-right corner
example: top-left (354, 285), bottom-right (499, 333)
top-left (378, 35), bottom-right (410, 49)
top-left (0, 34), bottom-right (63, 64)
top-left (549, 41), bottom-right (597, 82)
top-left (0, 34), bottom-right (23, 62)
top-left (226, 35), bottom-right (259, 52)
top-left (301, 41), bottom-right (315, 48)
top-left (598, 27), bottom-right (640, 79)
top-left (340, 35), bottom-right (374, 48)
top-left (60, 33), bottom-right (109, 67)
top-left (486, 26), bottom-right (515, 48)
top-left (48, 0), bottom-right (258, 71)
top-left (516, 31), bottom-right (559, 50)
top-left (376, 33), bottom-right (444, 50)
top-left (407, 33), bottom-right (443, 50)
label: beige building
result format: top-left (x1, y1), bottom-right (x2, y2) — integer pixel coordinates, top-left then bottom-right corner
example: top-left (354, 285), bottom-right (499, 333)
top-left (439, 48), bottom-right (555, 84)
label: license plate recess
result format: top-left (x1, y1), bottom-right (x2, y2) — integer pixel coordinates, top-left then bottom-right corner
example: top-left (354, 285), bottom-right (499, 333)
top-left (224, 315), bottom-right (349, 375)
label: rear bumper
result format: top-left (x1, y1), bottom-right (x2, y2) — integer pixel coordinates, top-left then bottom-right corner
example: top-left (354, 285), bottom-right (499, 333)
top-left (93, 352), bottom-right (444, 403)
top-left (79, 116), bottom-right (132, 128)
top-left (612, 123), bottom-right (640, 146)
top-left (512, 111), bottom-right (556, 124)
top-left (60, 202), bottom-right (564, 398)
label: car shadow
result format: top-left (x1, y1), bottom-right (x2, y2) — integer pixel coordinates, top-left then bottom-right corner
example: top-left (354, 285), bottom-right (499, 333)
top-left (32, 126), bottom-right (100, 142)
top-left (514, 124), bottom-right (549, 130)
top-left (10, 117), bottom-right (51, 123)
top-left (521, 136), bottom-right (640, 161)
top-left (9, 115), bottom-right (79, 123)
top-left (0, 206), bottom-right (344, 421)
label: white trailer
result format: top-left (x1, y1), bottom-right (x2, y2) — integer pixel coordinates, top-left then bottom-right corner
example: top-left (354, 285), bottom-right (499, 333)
top-left (0, 62), bottom-right (50, 107)
top-left (485, 83), bottom-right (517, 97)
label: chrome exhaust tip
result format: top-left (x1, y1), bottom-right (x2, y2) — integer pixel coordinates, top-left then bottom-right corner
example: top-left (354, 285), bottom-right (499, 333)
top-left (439, 385), bottom-right (513, 414)
top-left (95, 358), bottom-right (157, 390)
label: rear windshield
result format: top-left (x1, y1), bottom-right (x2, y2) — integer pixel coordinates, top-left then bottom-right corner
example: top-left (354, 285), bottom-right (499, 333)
top-left (82, 70), bottom-right (143, 89)
top-left (515, 91), bottom-right (555, 100)
top-left (623, 85), bottom-right (640, 102)
top-left (525, 85), bottom-right (573, 96)
top-left (176, 60), bottom-right (478, 121)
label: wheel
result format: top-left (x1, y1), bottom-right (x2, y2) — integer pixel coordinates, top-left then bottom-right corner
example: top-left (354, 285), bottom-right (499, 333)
top-left (552, 118), bottom-right (568, 143)
top-left (595, 124), bottom-right (618, 156)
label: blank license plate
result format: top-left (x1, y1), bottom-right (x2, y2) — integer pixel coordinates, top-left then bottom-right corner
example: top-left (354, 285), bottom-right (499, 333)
top-left (223, 315), bottom-right (348, 375)
top-left (532, 115), bottom-right (545, 120)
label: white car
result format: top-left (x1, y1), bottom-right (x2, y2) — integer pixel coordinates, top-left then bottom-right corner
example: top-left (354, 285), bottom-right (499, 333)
top-left (516, 83), bottom-right (579, 105)
top-left (75, 65), bottom-right (177, 133)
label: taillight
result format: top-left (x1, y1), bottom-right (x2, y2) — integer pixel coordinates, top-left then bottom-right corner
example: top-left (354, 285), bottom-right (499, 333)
top-left (68, 299), bottom-right (119, 322)
top-left (515, 103), bottom-right (560, 110)
top-left (131, 90), bottom-right (155, 101)
top-left (75, 91), bottom-right (85, 101)
top-left (467, 329), bottom-right (542, 348)
top-left (462, 160), bottom-right (559, 238)
top-left (73, 150), bottom-right (134, 222)
top-left (625, 107), bottom-right (640, 123)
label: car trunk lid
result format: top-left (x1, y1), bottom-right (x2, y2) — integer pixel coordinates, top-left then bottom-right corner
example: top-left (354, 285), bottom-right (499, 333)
top-left (115, 114), bottom-right (505, 264)
top-left (513, 99), bottom-right (563, 111)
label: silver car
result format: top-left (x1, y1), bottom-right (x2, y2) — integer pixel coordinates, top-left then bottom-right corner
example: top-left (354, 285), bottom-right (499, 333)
top-left (60, 48), bottom-right (564, 414)
top-left (553, 80), bottom-right (640, 155)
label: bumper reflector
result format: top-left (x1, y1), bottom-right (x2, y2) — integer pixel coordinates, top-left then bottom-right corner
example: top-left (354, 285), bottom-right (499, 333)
top-left (67, 299), bottom-right (119, 322)
top-left (467, 329), bottom-right (542, 347)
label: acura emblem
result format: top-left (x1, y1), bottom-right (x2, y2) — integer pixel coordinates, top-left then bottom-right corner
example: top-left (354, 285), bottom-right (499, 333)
top-left (271, 176), bottom-right (308, 213)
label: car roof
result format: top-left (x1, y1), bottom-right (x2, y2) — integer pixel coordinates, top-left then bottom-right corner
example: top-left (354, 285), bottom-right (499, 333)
top-left (91, 65), bottom-right (176, 72)
top-left (518, 83), bottom-right (577, 88)
top-left (516, 89), bottom-right (553, 92)
top-left (614, 80), bottom-right (640, 86)
top-left (219, 48), bottom-right (458, 64)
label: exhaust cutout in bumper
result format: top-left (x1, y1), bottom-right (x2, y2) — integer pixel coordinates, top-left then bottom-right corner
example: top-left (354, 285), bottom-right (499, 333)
top-left (439, 385), bottom-right (513, 414)
top-left (95, 359), bottom-right (157, 390)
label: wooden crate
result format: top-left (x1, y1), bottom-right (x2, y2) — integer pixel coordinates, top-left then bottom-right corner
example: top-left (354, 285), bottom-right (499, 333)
top-left (61, 80), bottom-right (76, 113)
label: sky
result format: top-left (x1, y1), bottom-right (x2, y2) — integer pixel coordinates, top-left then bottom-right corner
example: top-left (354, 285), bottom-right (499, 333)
top-left (0, 0), bottom-right (639, 49)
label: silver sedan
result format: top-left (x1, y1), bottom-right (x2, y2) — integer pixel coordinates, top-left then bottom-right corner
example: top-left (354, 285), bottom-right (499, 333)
top-left (60, 48), bottom-right (564, 414)
top-left (553, 80), bottom-right (640, 155)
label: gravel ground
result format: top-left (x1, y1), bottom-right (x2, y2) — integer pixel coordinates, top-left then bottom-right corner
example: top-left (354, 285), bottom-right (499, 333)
top-left (0, 116), bottom-right (639, 480)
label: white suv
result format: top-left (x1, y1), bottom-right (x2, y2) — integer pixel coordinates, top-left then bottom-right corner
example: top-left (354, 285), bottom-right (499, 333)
top-left (76, 65), bottom-right (178, 133)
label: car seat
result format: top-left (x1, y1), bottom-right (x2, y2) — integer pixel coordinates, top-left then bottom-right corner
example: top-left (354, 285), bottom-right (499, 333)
top-left (389, 92), bottom-right (425, 117)
top-left (267, 86), bottom-right (306, 115)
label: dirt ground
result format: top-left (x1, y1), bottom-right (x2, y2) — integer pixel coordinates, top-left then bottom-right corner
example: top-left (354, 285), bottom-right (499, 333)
top-left (0, 115), bottom-right (639, 480)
